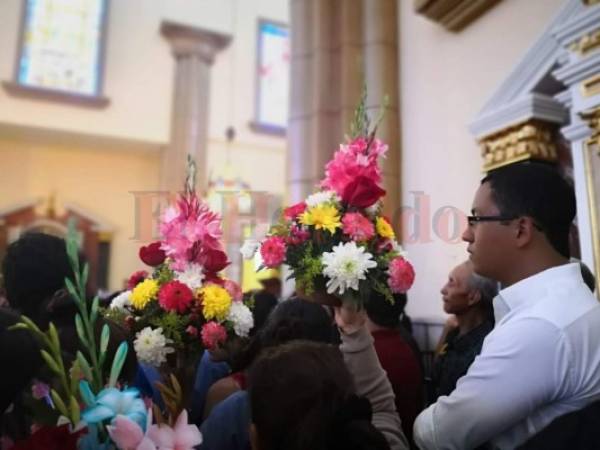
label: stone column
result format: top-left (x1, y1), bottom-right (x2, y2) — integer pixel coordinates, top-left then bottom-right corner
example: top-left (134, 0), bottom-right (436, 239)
top-left (160, 21), bottom-right (231, 193)
top-left (363, 0), bottom-right (400, 220)
top-left (287, 0), bottom-right (364, 203)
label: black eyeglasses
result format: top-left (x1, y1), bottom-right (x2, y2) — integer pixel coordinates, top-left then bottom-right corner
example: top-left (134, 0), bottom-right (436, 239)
top-left (467, 215), bottom-right (516, 226)
top-left (467, 215), bottom-right (543, 231)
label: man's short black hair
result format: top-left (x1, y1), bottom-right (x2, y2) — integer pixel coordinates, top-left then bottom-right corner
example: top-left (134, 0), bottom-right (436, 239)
top-left (365, 292), bottom-right (407, 329)
top-left (481, 162), bottom-right (576, 258)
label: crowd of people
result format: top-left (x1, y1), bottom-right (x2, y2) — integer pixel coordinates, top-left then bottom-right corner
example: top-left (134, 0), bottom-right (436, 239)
top-left (1, 161), bottom-right (600, 450)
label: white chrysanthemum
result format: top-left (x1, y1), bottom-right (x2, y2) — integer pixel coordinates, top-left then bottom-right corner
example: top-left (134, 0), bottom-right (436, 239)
top-left (134, 327), bottom-right (175, 367)
top-left (322, 242), bottom-right (377, 295)
top-left (175, 262), bottom-right (205, 290)
top-left (305, 190), bottom-right (340, 208)
top-left (240, 239), bottom-right (260, 260)
top-left (227, 302), bottom-right (254, 338)
top-left (110, 291), bottom-right (131, 310)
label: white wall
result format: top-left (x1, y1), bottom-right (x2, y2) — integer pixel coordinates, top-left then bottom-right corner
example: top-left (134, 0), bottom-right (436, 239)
top-left (399, 0), bottom-right (565, 320)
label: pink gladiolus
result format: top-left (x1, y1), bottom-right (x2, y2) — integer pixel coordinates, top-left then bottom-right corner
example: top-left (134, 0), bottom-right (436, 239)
top-left (341, 213), bottom-right (375, 242)
top-left (108, 412), bottom-right (156, 450)
top-left (388, 256), bottom-right (415, 293)
top-left (147, 410), bottom-right (202, 450)
top-left (260, 236), bottom-right (286, 268)
top-left (160, 194), bottom-right (224, 271)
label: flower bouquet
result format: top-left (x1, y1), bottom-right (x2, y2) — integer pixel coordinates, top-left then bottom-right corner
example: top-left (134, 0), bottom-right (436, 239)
top-left (252, 95), bottom-right (415, 306)
top-left (10, 223), bottom-right (203, 450)
top-left (105, 159), bottom-right (253, 371)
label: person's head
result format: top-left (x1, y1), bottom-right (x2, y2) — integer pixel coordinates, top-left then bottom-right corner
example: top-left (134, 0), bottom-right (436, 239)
top-left (232, 298), bottom-right (334, 372)
top-left (2, 233), bottom-right (76, 320)
top-left (248, 341), bottom-right (390, 450)
top-left (462, 162), bottom-right (575, 284)
top-left (441, 260), bottom-right (497, 319)
top-left (365, 292), bottom-right (407, 329)
top-left (259, 277), bottom-right (282, 298)
top-left (250, 291), bottom-right (278, 335)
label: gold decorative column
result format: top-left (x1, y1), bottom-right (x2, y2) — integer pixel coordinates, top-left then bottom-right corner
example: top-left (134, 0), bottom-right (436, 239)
top-left (161, 21), bottom-right (231, 193)
top-left (478, 120), bottom-right (559, 172)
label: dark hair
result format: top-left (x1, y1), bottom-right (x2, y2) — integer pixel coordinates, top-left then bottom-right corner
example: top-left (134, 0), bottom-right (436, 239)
top-left (249, 291), bottom-right (278, 335)
top-left (249, 341), bottom-right (390, 450)
top-left (365, 293), bottom-right (407, 329)
top-left (232, 298), bottom-right (334, 372)
top-left (2, 233), bottom-right (76, 320)
top-left (482, 162), bottom-right (576, 258)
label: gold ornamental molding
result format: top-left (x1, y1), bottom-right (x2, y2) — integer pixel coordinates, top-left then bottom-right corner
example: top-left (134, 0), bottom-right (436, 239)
top-left (584, 0), bottom-right (600, 5)
top-left (478, 120), bottom-right (559, 172)
top-left (581, 107), bottom-right (600, 147)
top-left (414, 0), bottom-right (502, 32)
top-left (570, 29), bottom-right (600, 55)
top-left (582, 74), bottom-right (600, 98)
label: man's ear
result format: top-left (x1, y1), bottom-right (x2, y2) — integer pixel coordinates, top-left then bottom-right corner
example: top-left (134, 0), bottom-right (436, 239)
top-left (250, 423), bottom-right (260, 450)
top-left (515, 216), bottom-right (535, 248)
top-left (467, 289), bottom-right (482, 307)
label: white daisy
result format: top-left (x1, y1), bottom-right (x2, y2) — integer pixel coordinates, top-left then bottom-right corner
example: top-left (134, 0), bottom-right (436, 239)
top-left (322, 241), bottom-right (377, 295)
top-left (110, 291), bottom-right (132, 310)
top-left (133, 327), bottom-right (175, 367)
top-left (227, 302), bottom-right (254, 338)
top-left (305, 190), bottom-right (340, 208)
top-left (175, 262), bottom-right (205, 290)
top-left (240, 239), bottom-right (260, 260)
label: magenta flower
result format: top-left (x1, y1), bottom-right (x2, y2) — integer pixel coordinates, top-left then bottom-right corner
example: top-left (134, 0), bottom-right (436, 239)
top-left (260, 236), bottom-right (287, 268)
top-left (201, 322), bottom-right (227, 350)
top-left (286, 225), bottom-right (310, 245)
top-left (341, 213), bottom-right (375, 242)
top-left (321, 137), bottom-right (388, 199)
top-left (160, 194), bottom-right (224, 271)
top-left (388, 256), bottom-right (415, 293)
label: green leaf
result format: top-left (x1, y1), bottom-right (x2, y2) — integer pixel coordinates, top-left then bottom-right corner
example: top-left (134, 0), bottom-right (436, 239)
top-left (76, 351), bottom-right (93, 382)
top-left (69, 360), bottom-right (82, 395)
top-left (51, 389), bottom-right (70, 421)
top-left (66, 220), bottom-right (80, 274)
top-left (65, 277), bottom-right (79, 302)
top-left (40, 350), bottom-right (61, 374)
top-left (90, 296), bottom-right (99, 325)
top-left (100, 324), bottom-right (110, 356)
top-left (69, 395), bottom-right (81, 424)
top-left (82, 263), bottom-right (90, 288)
top-left (74, 314), bottom-right (88, 347)
top-left (108, 342), bottom-right (129, 387)
top-left (48, 323), bottom-right (60, 352)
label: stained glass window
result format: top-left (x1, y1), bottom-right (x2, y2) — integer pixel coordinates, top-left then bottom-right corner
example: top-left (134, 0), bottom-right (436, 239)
top-left (16, 0), bottom-right (108, 97)
top-left (255, 20), bottom-right (289, 132)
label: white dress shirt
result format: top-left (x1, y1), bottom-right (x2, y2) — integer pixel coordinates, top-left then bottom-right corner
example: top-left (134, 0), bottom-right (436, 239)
top-left (414, 263), bottom-right (600, 450)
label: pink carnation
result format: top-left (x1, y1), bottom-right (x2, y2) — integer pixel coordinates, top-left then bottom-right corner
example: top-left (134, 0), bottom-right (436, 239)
top-left (224, 279), bottom-right (243, 302)
top-left (342, 213), bottom-right (375, 242)
top-left (321, 137), bottom-right (388, 198)
top-left (388, 257), bottom-right (415, 293)
top-left (284, 202), bottom-right (307, 221)
top-left (286, 225), bottom-right (310, 245)
top-left (201, 322), bottom-right (227, 350)
top-left (260, 236), bottom-right (287, 268)
top-left (158, 280), bottom-right (195, 313)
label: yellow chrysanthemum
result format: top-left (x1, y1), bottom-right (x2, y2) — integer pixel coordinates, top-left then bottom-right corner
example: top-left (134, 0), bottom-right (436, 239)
top-left (201, 285), bottom-right (232, 321)
top-left (299, 204), bottom-right (341, 234)
top-left (376, 217), bottom-right (395, 239)
top-left (130, 279), bottom-right (159, 310)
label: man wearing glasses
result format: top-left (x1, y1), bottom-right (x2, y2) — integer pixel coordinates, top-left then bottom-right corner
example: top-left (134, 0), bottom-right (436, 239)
top-left (414, 162), bottom-right (600, 450)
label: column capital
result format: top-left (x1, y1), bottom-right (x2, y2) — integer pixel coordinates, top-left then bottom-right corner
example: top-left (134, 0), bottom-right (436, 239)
top-left (161, 20), bottom-right (231, 64)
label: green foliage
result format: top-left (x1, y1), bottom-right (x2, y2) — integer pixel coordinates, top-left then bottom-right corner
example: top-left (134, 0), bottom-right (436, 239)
top-left (149, 312), bottom-right (189, 348)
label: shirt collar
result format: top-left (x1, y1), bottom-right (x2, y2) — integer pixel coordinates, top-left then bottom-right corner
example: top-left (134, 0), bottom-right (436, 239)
top-left (493, 262), bottom-right (582, 322)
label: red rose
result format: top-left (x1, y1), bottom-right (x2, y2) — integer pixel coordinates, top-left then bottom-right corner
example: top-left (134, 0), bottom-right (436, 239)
top-left (200, 248), bottom-right (230, 273)
top-left (139, 242), bottom-right (166, 266)
top-left (127, 270), bottom-right (149, 290)
top-left (284, 202), bottom-right (307, 220)
top-left (158, 280), bottom-right (195, 313)
top-left (341, 176), bottom-right (386, 208)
